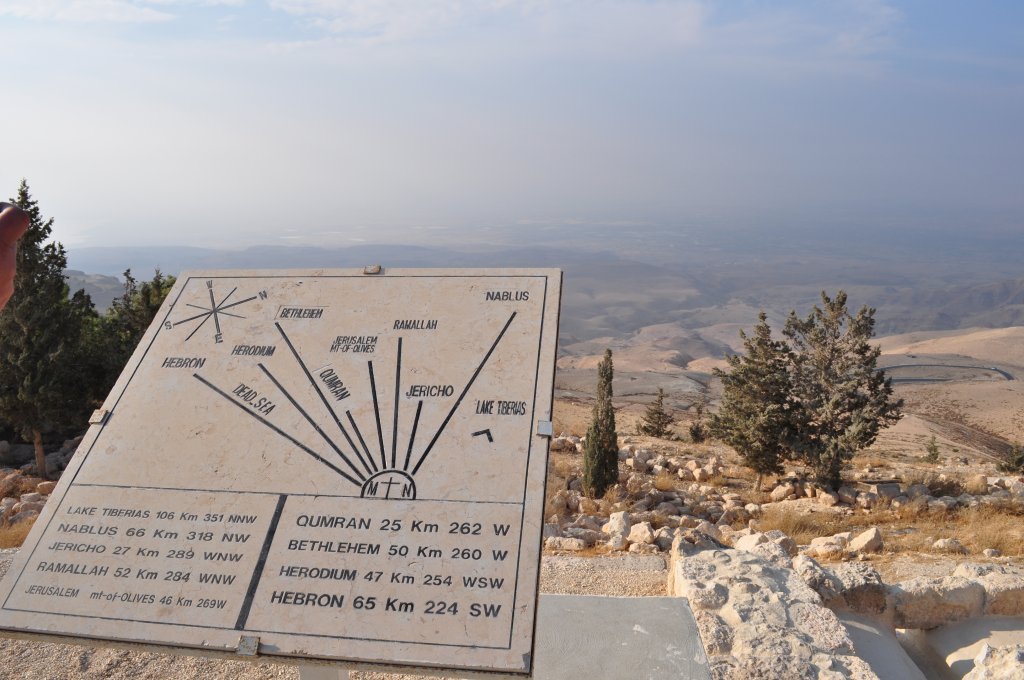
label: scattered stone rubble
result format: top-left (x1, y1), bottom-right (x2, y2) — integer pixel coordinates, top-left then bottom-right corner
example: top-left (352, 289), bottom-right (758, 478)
top-left (545, 438), bottom-right (1024, 559)
top-left (0, 436), bottom-right (82, 526)
top-left (543, 437), bottom-right (1024, 678)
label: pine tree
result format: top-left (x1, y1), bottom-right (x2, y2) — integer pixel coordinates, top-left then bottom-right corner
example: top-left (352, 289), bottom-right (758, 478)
top-left (102, 268), bottom-right (176, 377)
top-left (709, 312), bottom-right (791, 490)
top-left (688, 396), bottom-right (708, 443)
top-left (0, 181), bottom-right (93, 479)
top-left (583, 348), bottom-right (618, 498)
top-left (638, 388), bottom-right (673, 438)
top-left (783, 291), bottom-right (903, 489)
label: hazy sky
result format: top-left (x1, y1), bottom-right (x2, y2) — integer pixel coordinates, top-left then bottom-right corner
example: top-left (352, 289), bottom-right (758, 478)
top-left (1, 1), bottom-right (1021, 248)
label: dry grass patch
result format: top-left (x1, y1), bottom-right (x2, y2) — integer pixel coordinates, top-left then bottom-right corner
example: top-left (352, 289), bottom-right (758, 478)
top-left (855, 454), bottom-right (889, 470)
top-left (953, 506), bottom-right (1024, 556)
top-left (882, 503), bottom-right (1024, 557)
top-left (0, 474), bottom-right (43, 501)
top-left (653, 471), bottom-right (677, 492)
top-left (901, 469), bottom-right (965, 497)
top-left (755, 506), bottom-right (855, 544)
top-left (963, 476), bottom-right (990, 496)
top-left (0, 519), bottom-right (34, 548)
top-left (544, 453), bottom-right (579, 518)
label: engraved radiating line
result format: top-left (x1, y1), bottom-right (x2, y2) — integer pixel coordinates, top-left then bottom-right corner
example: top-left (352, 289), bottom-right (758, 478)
top-left (346, 411), bottom-right (378, 473)
top-left (185, 302), bottom-right (245, 319)
top-left (209, 285), bottom-right (222, 336)
top-left (174, 309), bottom-right (214, 326)
top-left (217, 295), bottom-right (258, 312)
top-left (403, 400), bottom-right (423, 472)
top-left (274, 323), bottom-right (374, 476)
top-left (184, 313), bottom-right (213, 342)
top-left (411, 311), bottom-right (517, 475)
top-left (192, 373), bottom-right (361, 487)
top-left (392, 338), bottom-right (402, 469)
top-left (367, 361), bottom-right (387, 471)
top-left (256, 363), bottom-right (367, 482)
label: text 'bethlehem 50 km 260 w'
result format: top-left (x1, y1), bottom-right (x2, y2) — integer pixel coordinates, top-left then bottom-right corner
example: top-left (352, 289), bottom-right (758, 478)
top-left (0, 268), bottom-right (562, 675)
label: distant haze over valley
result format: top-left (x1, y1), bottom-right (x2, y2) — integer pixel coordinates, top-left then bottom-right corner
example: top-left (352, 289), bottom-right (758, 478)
top-left (66, 224), bottom-right (1024, 360)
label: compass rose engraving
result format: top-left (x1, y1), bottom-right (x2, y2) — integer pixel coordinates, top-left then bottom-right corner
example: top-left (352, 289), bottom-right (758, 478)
top-left (166, 280), bottom-right (267, 343)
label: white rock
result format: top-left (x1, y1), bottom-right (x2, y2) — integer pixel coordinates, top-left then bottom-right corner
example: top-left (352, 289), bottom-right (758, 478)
top-left (627, 521), bottom-right (655, 545)
top-left (734, 533), bottom-right (769, 552)
top-left (601, 511), bottom-right (631, 536)
top-left (964, 644), bottom-right (1024, 680)
top-left (837, 486), bottom-right (858, 505)
top-left (848, 527), bottom-right (883, 553)
top-left (693, 520), bottom-right (722, 542)
top-left (544, 536), bottom-right (586, 551)
top-left (894, 576), bottom-right (985, 629)
top-left (606, 534), bottom-right (629, 551)
top-left (856, 492), bottom-right (879, 509)
top-left (817, 490), bottom-right (840, 507)
top-left (933, 538), bottom-right (968, 554)
top-left (806, 536), bottom-right (847, 557)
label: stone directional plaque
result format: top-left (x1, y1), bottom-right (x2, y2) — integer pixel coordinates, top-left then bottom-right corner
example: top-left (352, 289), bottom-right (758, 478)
top-left (0, 268), bottom-right (561, 675)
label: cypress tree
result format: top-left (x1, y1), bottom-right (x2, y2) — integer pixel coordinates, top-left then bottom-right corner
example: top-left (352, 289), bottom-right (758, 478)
top-left (0, 181), bottom-right (92, 479)
top-left (783, 291), bottom-right (903, 489)
top-left (583, 348), bottom-right (618, 498)
top-left (709, 312), bottom-right (791, 490)
top-left (638, 387), bottom-right (673, 438)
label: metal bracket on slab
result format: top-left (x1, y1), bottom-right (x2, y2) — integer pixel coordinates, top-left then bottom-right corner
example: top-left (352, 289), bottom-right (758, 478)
top-left (363, 264), bottom-right (383, 275)
top-left (88, 409), bottom-right (110, 425)
top-left (236, 635), bottom-right (259, 656)
top-left (537, 420), bottom-right (553, 437)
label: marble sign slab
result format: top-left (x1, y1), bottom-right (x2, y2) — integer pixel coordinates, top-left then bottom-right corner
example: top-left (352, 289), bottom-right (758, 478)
top-left (0, 268), bottom-right (562, 675)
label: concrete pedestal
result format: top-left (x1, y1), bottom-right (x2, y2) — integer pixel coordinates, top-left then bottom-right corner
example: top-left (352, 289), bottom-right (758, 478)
top-left (300, 593), bottom-right (710, 680)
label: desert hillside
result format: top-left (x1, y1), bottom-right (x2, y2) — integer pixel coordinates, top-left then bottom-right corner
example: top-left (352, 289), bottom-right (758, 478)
top-left (557, 324), bottom-right (1024, 464)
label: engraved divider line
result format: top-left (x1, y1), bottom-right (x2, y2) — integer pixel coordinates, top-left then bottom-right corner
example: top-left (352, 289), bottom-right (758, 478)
top-left (235, 494), bottom-right (287, 630)
top-left (403, 400), bottom-right (423, 472)
top-left (274, 322), bottom-right (374, 477)
top-left (193, 373), bottom-right (361, 487)
top-left (411, 311), bottom-right (516, 476)
top-left (367, 361), bottom-right (387, 470)
top-left (209, 284), bottom-right (223, 336)
top-left (392, 337), bottom-right (402, 469)
top-left (256, 363), bottom-right (367, 483)
top-left (346, 411), bottom-right (377, 473)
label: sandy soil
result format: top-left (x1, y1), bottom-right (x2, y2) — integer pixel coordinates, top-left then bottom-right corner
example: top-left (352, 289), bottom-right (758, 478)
top-left (877, 326), bottom-right (1024, 367)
